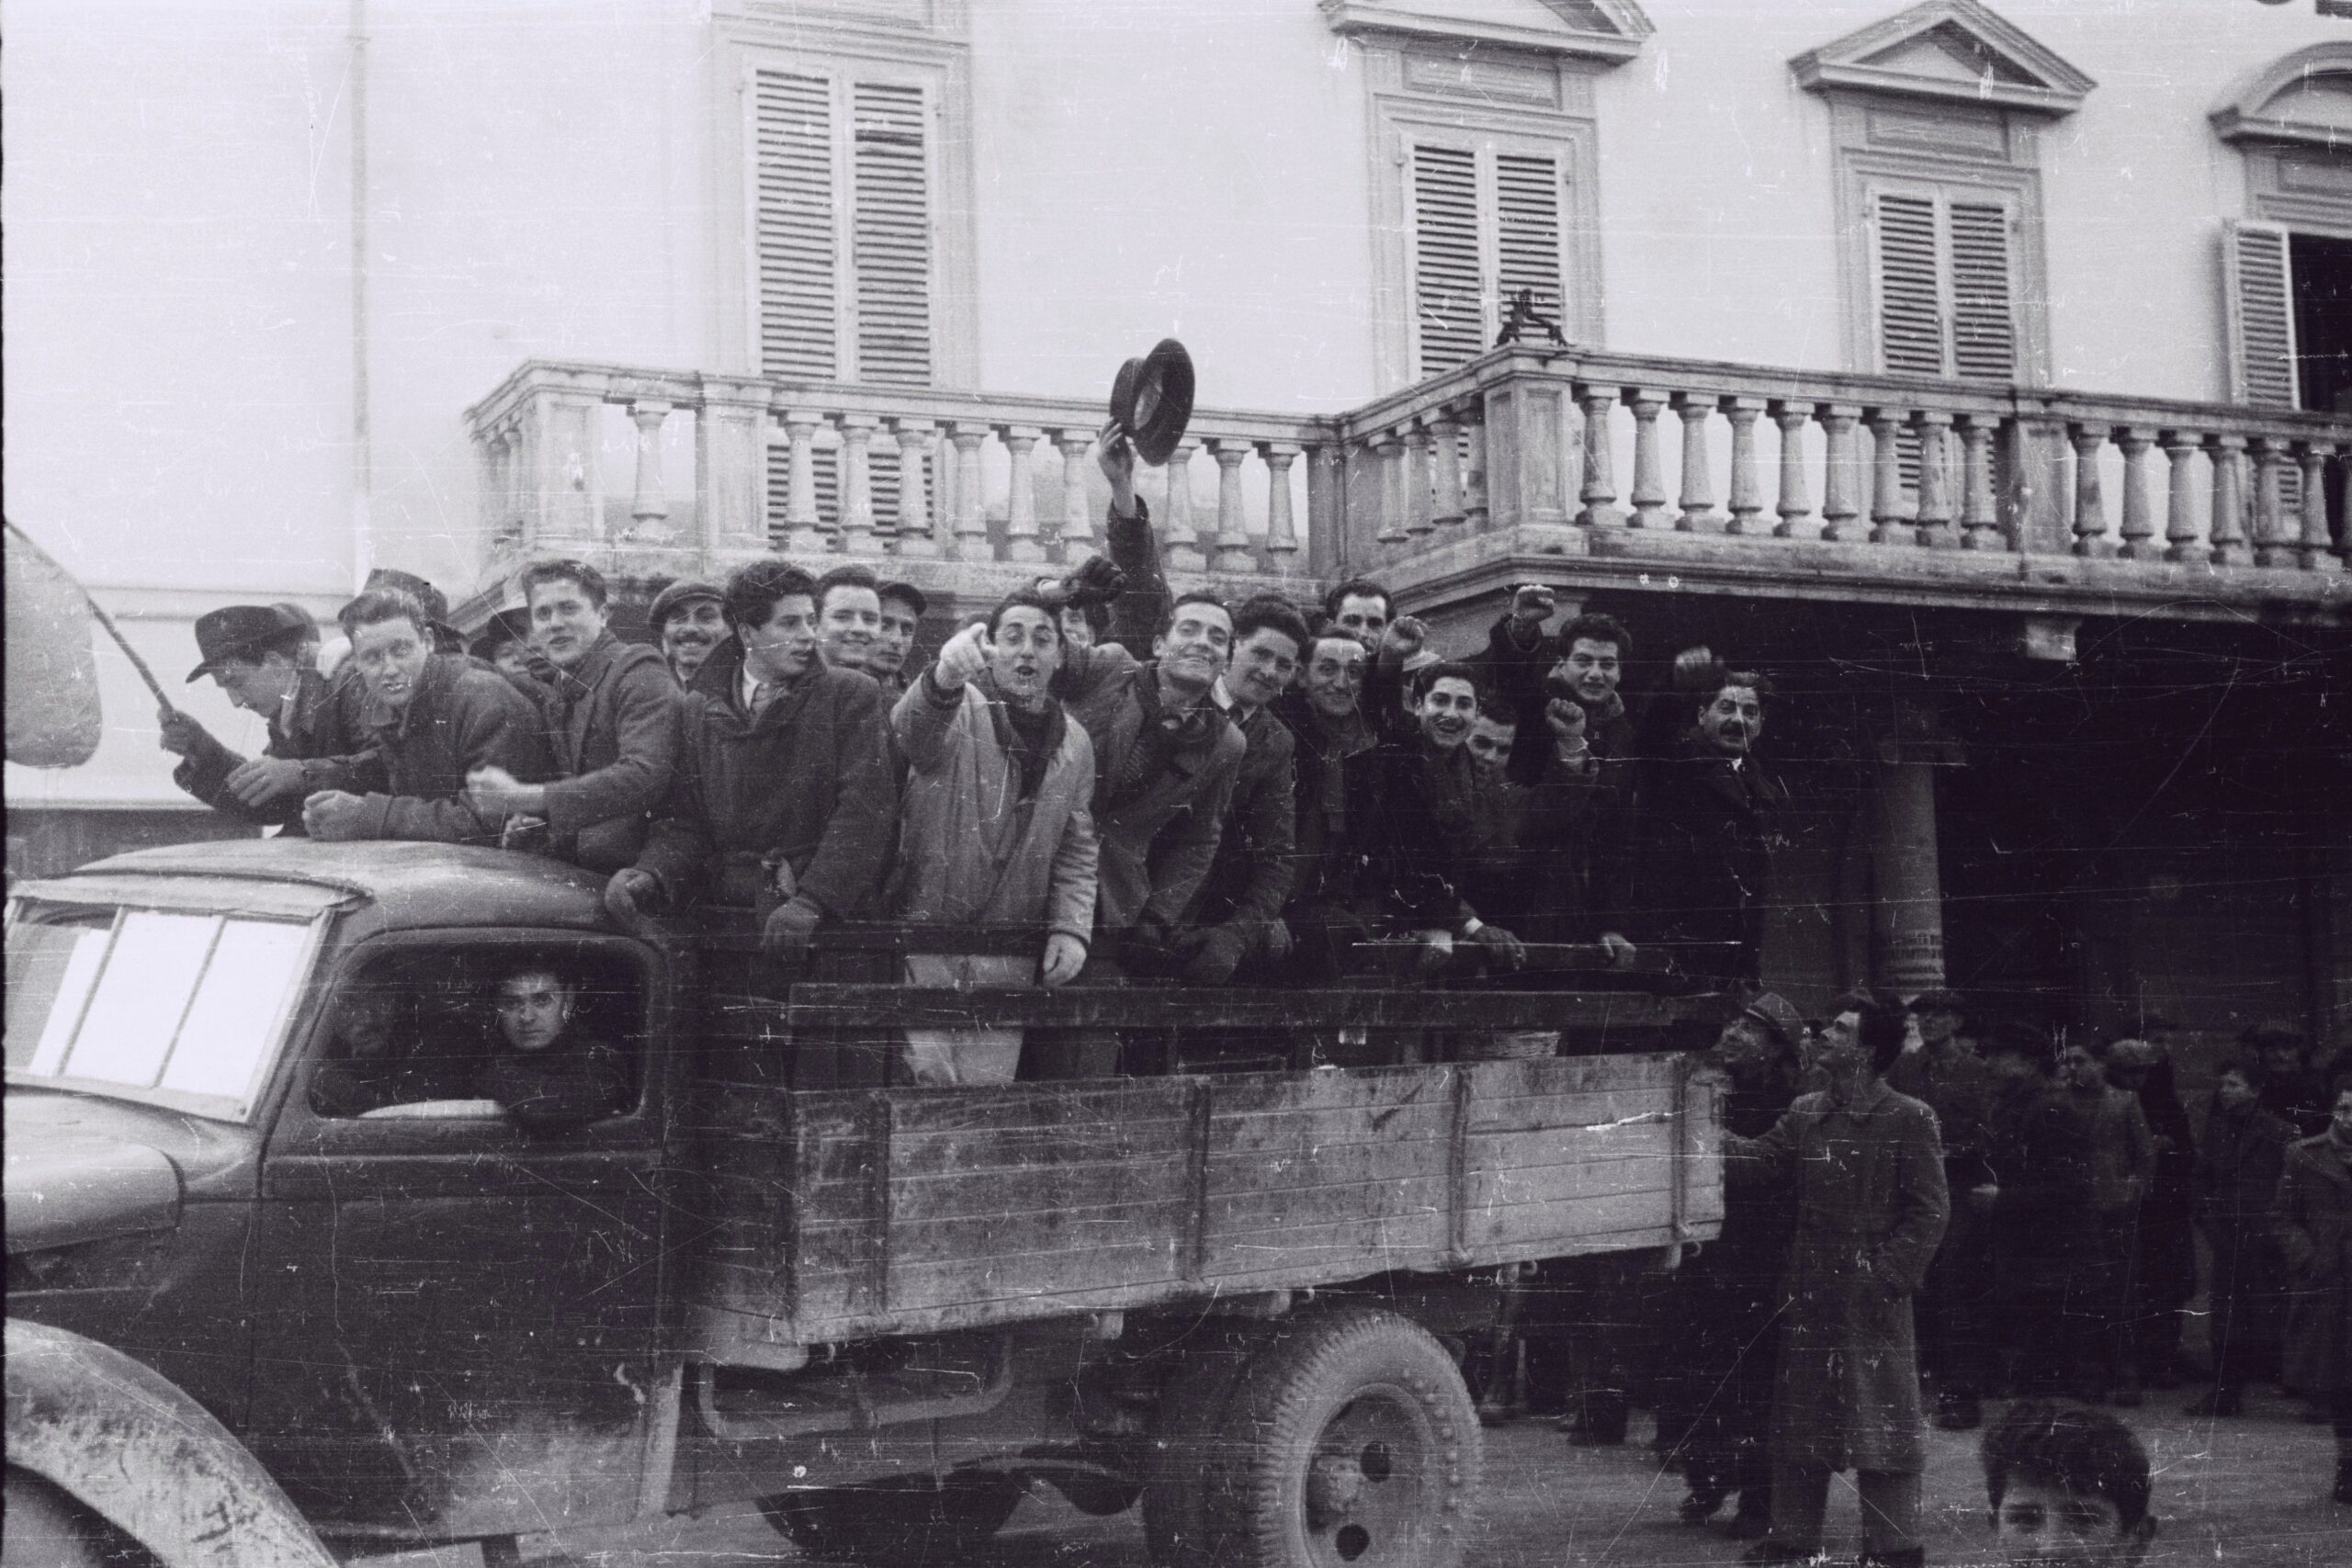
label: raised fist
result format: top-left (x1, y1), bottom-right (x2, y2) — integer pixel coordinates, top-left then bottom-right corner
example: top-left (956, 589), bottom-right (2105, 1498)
top-left (1545, 697), bottom-right (1589, 746)
top-left (1063, 553), bottom-right (1128, 609)
top-left (1510, 583), bottom-right (1556, 625)
top-left (1380, 615), bottom-right (1429, 665)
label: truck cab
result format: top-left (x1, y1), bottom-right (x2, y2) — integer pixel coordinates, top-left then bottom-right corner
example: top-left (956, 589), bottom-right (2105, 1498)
top-left (6, 839), bottom-right (1724, 1568)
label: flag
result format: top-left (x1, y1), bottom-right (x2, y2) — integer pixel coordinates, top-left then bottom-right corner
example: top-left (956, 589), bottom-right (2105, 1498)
top-left (6, 529), bottom-right (105, 768)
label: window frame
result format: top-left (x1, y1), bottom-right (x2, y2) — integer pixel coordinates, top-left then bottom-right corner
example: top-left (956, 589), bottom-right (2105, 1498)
top-left (707, 14), bottom-right (978, 389)
top-left (1364, 58), bottom-right (1606, 391)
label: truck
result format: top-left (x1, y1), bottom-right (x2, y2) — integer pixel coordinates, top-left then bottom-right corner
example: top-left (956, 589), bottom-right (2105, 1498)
top-left (4, 838), bottom-right (1725, 1568)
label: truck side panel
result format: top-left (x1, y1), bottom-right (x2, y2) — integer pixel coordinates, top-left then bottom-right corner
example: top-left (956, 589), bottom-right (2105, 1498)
top-left (689, 1055), bottom-right (1721, 1359)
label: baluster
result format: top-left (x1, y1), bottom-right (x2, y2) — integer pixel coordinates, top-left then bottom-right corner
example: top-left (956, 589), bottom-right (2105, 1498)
top-left (2069, 423), bottom-right (2110, 558)
top-left (892, 418), bottom-right (938, 558)
top-left (1460, 403), bottom-right (1489, 526)
top-left (1913, 412), bottom-right (1954, 549)
top-left (1817, 403), bottom-right (1863, 542)
top-left (1052, 428), bottom-right (1095, 562)
top-left (2115, 427), bottom-right (2157, 560)
top-left (1673, 392), bottom-right (1717, 534)
top-left (1306, 439), bottom-right (1341, 576)
top-left (1398, 423), bottom-right (1433, 539)
top-left (2251, 435), bottom-right (2294, 567)
top-left (1163, 438), bottom-right (1205, 568)
top-left (2206, 434), bottom-right (2249, 565)
top-left (782, 410), bottom-right (828, 556)
top-left (1957, 413), bottom-right (2001, 550)
top-left (1865, 407), bottom-right (1906, 544)
top-left (2301, 441), bottom-right (2341, 572)
top-left (2161, 431), bottom-right (2202, 561)
top-left (949, 422), bottom-right (989, 560)
top-left (1370, 434), bottom-right (1406, 546)
top-left (1430, 414), bottom-right (1464, 528)
top-left (1577, 387), bottom-right (1623, 527)
top-left (1770, 400), bottom-right (1815, 538)
top-left (1261, 442), bottom-right (1301, 568)
top-left (1209, 438), bottom-right (1254, 570)
top-left (838, 413), bottom-right (878, 553)
top-left (1724, 397), bottom-right (1766, 536)
top-left (1001, 424), bottom-right (1044, 563)
top-left (1627, 389), bottom-right (1669, 528)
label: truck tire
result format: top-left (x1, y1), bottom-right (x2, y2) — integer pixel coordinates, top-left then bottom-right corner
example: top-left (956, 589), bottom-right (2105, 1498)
top-left (1138, 1318), bottom-right (1272, 1568)
top-left (756, 1470), bottom-right (1022, 1563)
top-left (3, 1469), bottom-right (154, 1568)
top-left (1204, 1306), bottom-right (1481, 1568)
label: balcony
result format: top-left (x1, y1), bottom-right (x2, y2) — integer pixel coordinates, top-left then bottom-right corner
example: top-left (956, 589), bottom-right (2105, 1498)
top-left (462, 350), bottom-right (2352, 629)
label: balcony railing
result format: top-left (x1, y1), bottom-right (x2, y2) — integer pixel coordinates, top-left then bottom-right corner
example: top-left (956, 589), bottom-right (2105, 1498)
top-left (464, 352), bottom-right (2352, 621)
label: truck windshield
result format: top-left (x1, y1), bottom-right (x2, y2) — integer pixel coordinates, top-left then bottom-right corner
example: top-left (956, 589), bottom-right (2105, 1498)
top-left (5, 901), bottom-right (318, 1122)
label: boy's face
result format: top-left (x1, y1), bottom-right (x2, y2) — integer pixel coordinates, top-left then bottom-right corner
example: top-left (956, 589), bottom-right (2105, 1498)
top-left (1465, 716), bottom-right (1515, 773)
top-left (819, 586), bottom-right (883, 670)
top-left (873, 596), bottom-right (922, 676)
top-left (1416, 677), bottom-right (1476, 751)
top-left (1991, 1476), bottom-right (2154, 1568)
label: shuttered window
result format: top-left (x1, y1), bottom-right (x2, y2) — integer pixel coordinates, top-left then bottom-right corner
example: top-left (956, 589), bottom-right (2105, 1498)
top-left (1406, 135), bottom-right (1572, 378)
top-left (2223, 220), bottom-right (2298, 409)
top-left (752, 65), bottom-right (937, 387)
top-left (1865, 181), bottom-right (2019, 382)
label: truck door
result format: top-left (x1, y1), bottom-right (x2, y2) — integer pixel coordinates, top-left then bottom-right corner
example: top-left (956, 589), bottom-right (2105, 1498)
top-left (246, 931), bottom-right (675, 1540)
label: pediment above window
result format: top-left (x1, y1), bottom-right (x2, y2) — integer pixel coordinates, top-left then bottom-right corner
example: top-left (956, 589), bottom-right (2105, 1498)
top-left (1321, 0), bottom-right (1654, 67)
top-left (2213, 43), bottom-right (2352, 152)
top-left (1790, 0), bottom-right (2094, 118)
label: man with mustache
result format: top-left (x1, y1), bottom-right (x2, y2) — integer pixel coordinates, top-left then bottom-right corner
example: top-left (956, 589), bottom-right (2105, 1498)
top-left (300, 588), bottom-right (553, 844)
top-left (605, 559), bottom-right (894, 979)
top-left (649, 579), bottom-right (729, 688)
top-left (1630, 661), bottom-right (1785, 984)
top-left (464, 558), bottom-right (682, 873)
top-left (889, 591), bottom-right (1098, 1085)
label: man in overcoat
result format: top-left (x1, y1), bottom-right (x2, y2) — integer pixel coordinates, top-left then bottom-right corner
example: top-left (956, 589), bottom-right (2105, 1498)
top-left (2276, 1077), bottom-right (2352, 1502)
top-left (2193, 1058), bottom-right (2294, 1416)
top-left (1631, 666), bottom-right (1784, 983)
top-left (1727, 992), bottom-right (1950, 1568)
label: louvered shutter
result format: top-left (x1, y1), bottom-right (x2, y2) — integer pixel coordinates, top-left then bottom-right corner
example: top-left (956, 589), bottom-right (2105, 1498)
top-left (1870, 189), bottom-right (1945, 377)
top-left (1494, 150), bottom-right (1566, 336)
top-left (2224, 220), bottom-right (2298, 408)
top-left (1410, 142), bottom-right (1483, 377)
top-left (852, 80), bottom-right (933, 388)
top-left (1948, 198), bottom-right (2018, 381)
top-left (754, 69), bottom-right (839, 381)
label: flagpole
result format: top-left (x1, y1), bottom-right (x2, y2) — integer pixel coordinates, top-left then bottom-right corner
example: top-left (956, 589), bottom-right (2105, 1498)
top-left (3, 518), bottom-right (175, 709)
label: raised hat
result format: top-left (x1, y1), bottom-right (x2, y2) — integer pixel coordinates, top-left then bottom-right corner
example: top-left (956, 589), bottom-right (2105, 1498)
top-left (1109, 338), bottom-right (1195, 467)
top-left (648, 578), bottom-right (724, 632)
top-left (187, 604), bottom-right (304, 682)
top-left (877, 580), bottom-right (929, 616)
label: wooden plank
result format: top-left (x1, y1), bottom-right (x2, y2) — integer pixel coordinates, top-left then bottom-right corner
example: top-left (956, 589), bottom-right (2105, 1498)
top-left (1201, 1211), bottom-right (1449, 1276)
top-left (1465, 1118), bottom-right (1676, 1168)
top-left (1207, 1064), bottom-right (1455, 1117)
top-left (1464, 1054), bottom-right (1676, 1102)
top-left (1464, 1155), bottom-right (1672, 1210)
top-left (889, 1156), bottom-right (1191, 1223)
top-left (888, 1240), bottom-right (1182, 1310)
top-left (883, 1077), bottom-right (1193, 1136)
top-left (1208, 1102), bottom-right (1452, 1157)
top-left (890, 1117), bottom-right (1191, 1179)
top-left (1205, 1173), bottom-right (1451, 1234)
top-left (1458, 1189), bottom-right (1681, 1251)
top-left (1464, 1087), bottom-right (1677, 1136)
top-left (781, 985), bottom-right (1691, 1032)
top-left (887, 1201), bottom-right (1189, 1270)
top-left (1206, 1134), bottom-right (1449, 1195)
top-left (1182, 1078), bottom-right (1212, 1283)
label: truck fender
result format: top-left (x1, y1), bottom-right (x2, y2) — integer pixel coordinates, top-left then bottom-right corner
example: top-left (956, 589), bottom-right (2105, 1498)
top-left (5, 1319), bottom-right (335, 1568)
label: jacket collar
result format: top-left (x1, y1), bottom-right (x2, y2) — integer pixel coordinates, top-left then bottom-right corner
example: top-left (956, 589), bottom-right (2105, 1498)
top-left (543, 629), bottom-right (621, 705)
top-left (1824, 1075), bottom-right (1897, 1118)
top-left (368, 652), bottom-right (464, 739)
top-left (2291, 1132), bottom-right (2352, 1183)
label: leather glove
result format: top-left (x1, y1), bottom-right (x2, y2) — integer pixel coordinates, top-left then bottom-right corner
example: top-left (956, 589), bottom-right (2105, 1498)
top-left (1182, 924), bottom-right (1250, 985)
top-left (604, 869), bottom-right (664, 932)
top-left (762, 894), bottom-right (824, 961)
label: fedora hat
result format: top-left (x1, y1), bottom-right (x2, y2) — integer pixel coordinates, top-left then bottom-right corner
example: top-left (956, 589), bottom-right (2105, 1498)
top-left (1109, 338), bottom-right (1195, 467)
top-left (187, 604), bottom-right (304, 682)
top-left (469, 606), bottom-right (534, 661)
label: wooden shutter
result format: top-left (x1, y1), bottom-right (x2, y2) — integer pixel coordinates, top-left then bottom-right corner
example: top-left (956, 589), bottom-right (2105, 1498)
top-left (1494, 150), bottom-right (1566, 333)
top-left (1410, 141), bottom-right (1483, 377)
top-left (1870, 188), bottom-right (1946, 377)
top-left (851, 80), bottom-right (933, 388)
top-left (753, 69), bottom-right (839, 382)
top-left (1948, 198), bottom-right (2018, 381)
top-left (2224, 220), bottom-right (2298, 408)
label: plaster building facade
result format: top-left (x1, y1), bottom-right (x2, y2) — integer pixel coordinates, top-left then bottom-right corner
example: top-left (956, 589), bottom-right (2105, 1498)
top-left (6, 0), bottom-right (2348, 1041)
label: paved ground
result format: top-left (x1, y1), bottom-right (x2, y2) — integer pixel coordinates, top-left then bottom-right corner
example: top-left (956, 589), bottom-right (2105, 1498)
top-left (482, 1383), bottom-right (2352, 1567)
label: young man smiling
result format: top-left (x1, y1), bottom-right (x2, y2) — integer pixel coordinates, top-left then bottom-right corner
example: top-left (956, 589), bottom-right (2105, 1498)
top-left (465, 559), bottom-right (681, 872)
top-left (1633, 662), bottom-right (1785, 983)
top-left (813, 562), bottom-right (886, 674)
top-left (300, 589), bottom-right (553, 845)
top-left (648, 579), bottom-right (729, 688)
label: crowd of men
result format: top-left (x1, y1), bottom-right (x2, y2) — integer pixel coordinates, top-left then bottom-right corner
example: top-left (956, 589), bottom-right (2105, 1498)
top-left (161, 427), bottom-right (1786, 1085)
top-left (159, 426), bottom-right (2352, 1554)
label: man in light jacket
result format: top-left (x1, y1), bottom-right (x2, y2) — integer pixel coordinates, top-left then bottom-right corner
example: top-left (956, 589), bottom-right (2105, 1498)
top-left (890, 590), bottom-right (1098, 1085)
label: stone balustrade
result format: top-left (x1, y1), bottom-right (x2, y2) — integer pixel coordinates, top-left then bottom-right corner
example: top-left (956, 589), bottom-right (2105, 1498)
top-left (465, 352), bottom-right (2352, 625)
top-left (463, 362), bottom-right (1327, 608)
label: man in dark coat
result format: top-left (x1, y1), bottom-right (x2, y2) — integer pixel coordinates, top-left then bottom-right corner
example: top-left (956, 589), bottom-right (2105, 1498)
top-left (1978, 1022), bottom-right (2095, 1398)
top-left (1632, 666), bottom-right (1784, 984)
top-left (1890, 989), bottom-right (1995, 1429)
top-left (478, 965), bottom-right (628, 1134)
top-left (464, 559), bottom-right (681, 873)
top-left (300, 589), bottom-right (553, 845)
top-left (2103, 1035), bottom-right (2201, 1388)
top-left (1267, 628), bottom-right (1374, 983)
top-left (160, 604), bottom-right (373, 830)
top-left (2277, 1077), bottom-right (2352, 1504)
top-left (1727, 992), bottom-right (1949, 1568)
top-left (2192, 1057), bottom-right (2295, 1415)
top-left (606, 558), bottom-right (895, 953)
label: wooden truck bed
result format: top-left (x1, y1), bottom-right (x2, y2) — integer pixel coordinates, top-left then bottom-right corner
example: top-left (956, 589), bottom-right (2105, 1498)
top-left (688, 1042), bottom-right (1723, 1362)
